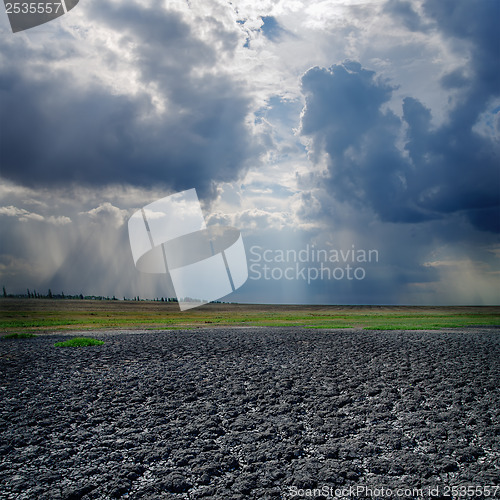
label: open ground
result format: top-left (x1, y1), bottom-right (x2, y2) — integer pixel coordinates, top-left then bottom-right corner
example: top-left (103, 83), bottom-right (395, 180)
top-left (0, 301), bottom-right (499, 498)
top-left (1, 299), bottom-right (500, 332)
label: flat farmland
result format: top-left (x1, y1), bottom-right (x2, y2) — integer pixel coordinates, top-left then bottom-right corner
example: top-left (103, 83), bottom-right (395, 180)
top-left (1, 299), bottom-right (500, 332)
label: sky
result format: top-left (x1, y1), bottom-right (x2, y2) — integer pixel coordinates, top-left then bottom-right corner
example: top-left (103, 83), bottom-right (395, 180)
top-left (0, 0), bottom-right (499, 305)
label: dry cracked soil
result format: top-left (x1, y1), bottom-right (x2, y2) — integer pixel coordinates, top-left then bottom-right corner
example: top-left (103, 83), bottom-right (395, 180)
top-left (0, 327), bottom-right (499, 499)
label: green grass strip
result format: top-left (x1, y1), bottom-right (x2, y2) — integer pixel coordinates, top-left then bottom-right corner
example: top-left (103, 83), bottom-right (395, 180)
top-left (54, 337), bottom-right (105, 347)
top-left (1, 301), bottom-right (499, 332)
top-left (1, 332), bottom-right (37, 339)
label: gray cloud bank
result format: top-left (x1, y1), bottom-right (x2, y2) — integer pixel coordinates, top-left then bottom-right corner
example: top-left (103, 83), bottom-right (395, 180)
top-left (300, 0), bottom-right (499, 233)
top-left (0, 1), bottom-right (260, 200)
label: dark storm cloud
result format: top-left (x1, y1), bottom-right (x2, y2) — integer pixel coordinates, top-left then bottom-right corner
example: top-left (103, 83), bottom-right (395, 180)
top-left (300, 0), bottom-right (500, 233)
top-left (0, 1), bottom-right (258, 200)
top-left (300, 61), bottom-right (429, 224)
top-left (415, 0), bottom-right (500, 231)
top-left (423, 0), bottom-right (499, 77)
top-left (383, 0), bottom-right (429, 32)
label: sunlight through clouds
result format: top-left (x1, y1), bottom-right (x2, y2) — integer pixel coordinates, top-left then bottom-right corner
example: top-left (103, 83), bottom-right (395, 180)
top-left (0, 0), bottom-right (498, 304)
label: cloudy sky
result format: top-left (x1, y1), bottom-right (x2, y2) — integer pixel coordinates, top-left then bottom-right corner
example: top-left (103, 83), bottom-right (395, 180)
top-left (0, 0), bottom-right (499, 305)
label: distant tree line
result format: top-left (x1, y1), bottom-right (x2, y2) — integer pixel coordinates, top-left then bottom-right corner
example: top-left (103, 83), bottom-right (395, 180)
top-left (1, 286), bottom-right (179, 302)
top-left (125, 296), bottom-right (179, 302)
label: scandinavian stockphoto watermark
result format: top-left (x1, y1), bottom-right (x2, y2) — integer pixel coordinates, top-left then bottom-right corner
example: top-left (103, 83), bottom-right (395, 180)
top-left (128, 189), bottom-right (248, 311)
top-left (4, 0), bottom-right (79, 33)
top-left (249, 244), bottom-right (379, 284)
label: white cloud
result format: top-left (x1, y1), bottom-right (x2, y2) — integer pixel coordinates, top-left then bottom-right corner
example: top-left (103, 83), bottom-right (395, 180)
top-left (0, 205), bottom-right (70, 224)
top-left (46, 215), bottom-right (72, 225)
top-left (207, 207), bottom-right (294, 232)
top-left (81, 202), bottom-right (130, 227)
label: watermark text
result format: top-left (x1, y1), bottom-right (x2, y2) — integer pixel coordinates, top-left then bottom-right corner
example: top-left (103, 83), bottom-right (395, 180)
top-left (249, 244), bottom-right (379, 284)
